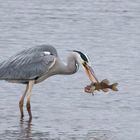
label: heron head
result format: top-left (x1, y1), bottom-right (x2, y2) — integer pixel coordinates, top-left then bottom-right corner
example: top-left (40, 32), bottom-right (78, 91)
top-left (72, 50), bottom-right (98, 83)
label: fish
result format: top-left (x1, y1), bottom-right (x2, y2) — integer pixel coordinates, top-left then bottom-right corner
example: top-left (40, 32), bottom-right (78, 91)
top-left (84, 79), bottom-right (118, 94)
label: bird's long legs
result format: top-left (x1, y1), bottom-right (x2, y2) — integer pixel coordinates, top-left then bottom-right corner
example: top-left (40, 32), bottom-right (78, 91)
top-left (26, 80), bottom-right (35, 120)
top-left (19, 84), bottom-right (29, 119)
top-left (19, 80), bottom-right (35, 120)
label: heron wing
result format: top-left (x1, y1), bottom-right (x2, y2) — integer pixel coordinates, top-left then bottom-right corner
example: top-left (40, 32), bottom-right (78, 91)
top-left (0, 51), bottom-right (56, 80)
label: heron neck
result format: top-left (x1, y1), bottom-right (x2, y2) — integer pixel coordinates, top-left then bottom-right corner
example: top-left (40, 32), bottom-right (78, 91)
top-left (57, 53), bottom-right (79, 75)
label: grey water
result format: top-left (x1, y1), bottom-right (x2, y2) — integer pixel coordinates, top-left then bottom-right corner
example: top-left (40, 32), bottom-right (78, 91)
top-left (0, 0), bottom-right (140, 139)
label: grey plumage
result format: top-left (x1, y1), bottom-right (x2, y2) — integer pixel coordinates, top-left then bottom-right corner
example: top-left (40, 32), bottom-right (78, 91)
top-left (0, 45), bottom-right (57, 83)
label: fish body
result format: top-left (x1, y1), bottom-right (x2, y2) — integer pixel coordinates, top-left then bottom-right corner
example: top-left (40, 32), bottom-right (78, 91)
top-left (85, 79), bottom-right (118, 94)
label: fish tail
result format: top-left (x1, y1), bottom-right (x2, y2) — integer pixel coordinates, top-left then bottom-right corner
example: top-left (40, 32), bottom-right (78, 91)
top-left (111, 83), bottom-right (118, 91)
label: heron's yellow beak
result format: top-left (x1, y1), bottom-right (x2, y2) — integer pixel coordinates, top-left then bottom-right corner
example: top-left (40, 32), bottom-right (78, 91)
top-left (83, 62), bottom-right (98, 83)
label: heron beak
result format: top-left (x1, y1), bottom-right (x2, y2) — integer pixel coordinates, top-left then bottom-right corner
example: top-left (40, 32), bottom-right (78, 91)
top-left (83, 62), bottom-right (99, 83)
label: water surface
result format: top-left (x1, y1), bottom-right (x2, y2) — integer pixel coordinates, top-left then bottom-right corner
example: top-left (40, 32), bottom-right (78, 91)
top-left (0, 0), bottom-right (140, 139)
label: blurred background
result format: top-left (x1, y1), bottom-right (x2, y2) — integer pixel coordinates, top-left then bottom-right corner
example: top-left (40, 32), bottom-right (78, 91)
top-left (0, 0), bottom-right (140, 139)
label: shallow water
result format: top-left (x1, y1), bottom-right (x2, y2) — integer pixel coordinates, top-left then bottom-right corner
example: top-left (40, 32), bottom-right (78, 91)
top-left (0, 0), bottom-right (140, 139)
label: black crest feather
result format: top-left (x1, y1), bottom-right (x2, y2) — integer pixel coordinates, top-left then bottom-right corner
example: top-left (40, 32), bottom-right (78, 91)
top-left (73, 50), bottom-right (89, 62)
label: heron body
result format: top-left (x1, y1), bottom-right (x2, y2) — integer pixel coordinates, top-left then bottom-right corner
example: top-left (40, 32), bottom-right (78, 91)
top-left (0, 45), bottom-right (98, 120)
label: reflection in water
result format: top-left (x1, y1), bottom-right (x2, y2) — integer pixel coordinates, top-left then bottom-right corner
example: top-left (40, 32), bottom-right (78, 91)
top-left (18, 119), bottom-right (53, 140)
top-left (19, 119), bottom-right (32, 139)
top-left (0, 119), bottom-right (34, 140)
top-left (18, 119), bottom-right (51, 139)
top-left (18, 119), bottom-right (115, 140)
top-left (20, 119), bottom-right (32, 139)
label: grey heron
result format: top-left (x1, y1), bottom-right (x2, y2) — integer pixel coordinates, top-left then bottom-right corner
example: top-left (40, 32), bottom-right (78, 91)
top-left (0, 45), bottom-right (98, 120)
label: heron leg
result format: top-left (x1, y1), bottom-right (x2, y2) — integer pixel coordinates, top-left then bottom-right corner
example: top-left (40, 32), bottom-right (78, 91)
top-left (26, 80), bottom-right (35, 120)
top-left (19, 84), bottom-right (29, 118)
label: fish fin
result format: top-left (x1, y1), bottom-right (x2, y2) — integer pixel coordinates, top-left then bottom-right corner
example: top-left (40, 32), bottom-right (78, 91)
top-left (111, 83), bottom-right (118, 91)
top-left (102, 79), bottom-right (109, 84)
top-left (102, 88), bottom-right (109, 92)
